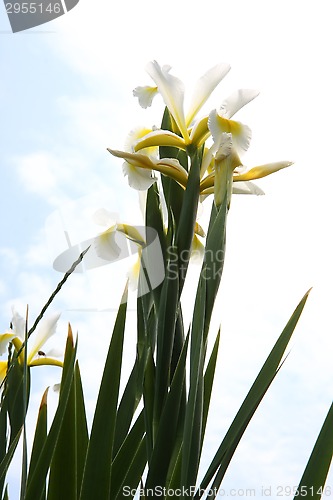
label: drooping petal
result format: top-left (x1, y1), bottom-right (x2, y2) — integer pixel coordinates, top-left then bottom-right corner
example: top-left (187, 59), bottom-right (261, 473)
top-left (27, 313), bottom-right (61, 365)
top-left (108, 149), bottom-right (156, 170)
top-left (200, 171), bottom-right (215, 193)
top-left (123, 162), bottom-right (156, 191)
top-left (133, 86), bottom-right (158, 108)
top-left (11, 309), bottom-right (26, 341)
top-left (145, 61), bottom-right (190, 142)
top-left (133, 129), bottom-right (186, 152)
top-left (155, 158), bottom-right (188, 188)
top-left (234, 161), bottom-right (293, 181)
top-left (109, 149), bottom-right (187, 189)
top-left (208, 109), bottom-right (252, 155)
top-left (232, 181), bottom-right (265, 195)
top-left (29, 357), bottom-right (63, 368)
top-left (186, 63), bottom-right (231, 126)
top-left (219, 89), bottom-right (259, 119)
top-left (0, 332), bottom-right (16, 355)
top-left (94, 225), bottom-right (122, 262)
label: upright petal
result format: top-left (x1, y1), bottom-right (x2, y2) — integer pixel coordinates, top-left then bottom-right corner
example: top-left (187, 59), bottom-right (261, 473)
top-left (186, 63), bottom-right (231, 126)
top-left (219, 89), bottom-right (259, 119)
top-left (11, 308), bottom-right (26, 341)
top-left (28, 313), bottom-right (61, 365)
top-left (145, 61), bottom-right (190, 142)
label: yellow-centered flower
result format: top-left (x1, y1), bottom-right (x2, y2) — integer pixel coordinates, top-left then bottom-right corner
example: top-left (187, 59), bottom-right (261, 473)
top-left (0, 309), bottom-right (63, 378)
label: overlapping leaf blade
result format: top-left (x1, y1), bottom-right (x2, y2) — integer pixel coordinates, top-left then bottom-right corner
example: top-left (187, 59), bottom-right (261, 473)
top-left (195, 289), bottom-right (311, 497)
top-left (25, 329), bottom-right (78, 500)
top-left (295, 401), bottom-right (333, 499)
top-left (79, 284), bottom-right (128, 500)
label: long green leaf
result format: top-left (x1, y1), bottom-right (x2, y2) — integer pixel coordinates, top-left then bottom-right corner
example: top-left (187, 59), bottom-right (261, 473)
top-left (47, 326), bottom-right (78, 500)
top-left (182, 277), bottom-right (206, 489)
top-left (160, 107), bottom-right (186, 230)
top-left (196, 289), bottom-right (311, 497)
top-left (79, 284), bottom-right (128, 500)
top-left (47, 359), bottom-right (88, 500)
top-left (6, 358), bottom-right (30, 446)
top-left (175, 148), bottom-right (201, 291)
top-left (110, 410), bottom-right (146, 498)
top-left (153, 266), bottom-right (179, 428)
top-left (1, 485), bottom-right (8, 500)
top-left (74, 363), bottom-right (89, 494)
top-left (202, 329), bottom-right (221, 445)
top-left (294, 401), bottom-right (333, 499)
top-left (146, 335), bottom-right (189, 491)
top-left (0, 391), bottom-right (8, 498)
top-left (25, 330), bottom-right (77, 500)
top-left (28, 388), bottom-right (48, 500)
top-left (200, 196), bottom-right (228, 339)
top-left (0, 428), bottom-right (22, 486)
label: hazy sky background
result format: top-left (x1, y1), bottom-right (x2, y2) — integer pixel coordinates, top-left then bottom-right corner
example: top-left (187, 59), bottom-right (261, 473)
top-left (1, 0), bottom-right (333, 497)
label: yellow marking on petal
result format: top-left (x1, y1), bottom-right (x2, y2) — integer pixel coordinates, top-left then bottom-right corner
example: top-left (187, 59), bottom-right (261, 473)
top-left (189, 116), bottom-right (210, 148)
top-left (12, 336), bottom-right (24, 364)
top-left (194, 222), bottom-right (206, 238)
top-left (108, 149), bottom-right (155, 170)
top-left (134, 130), bottom-right (186, 152)
top-left (191, 234), bottom-right (205, 262)
top-left (234, 161), bottom-right (293, 181)
top-left (108, 148), bottom-right (188, 188)
top-left (0, 332), bottom-right (16, 355)
top-left (29, 357), bottom-right (63, 368)
top-left (0, 360), bottom-right (8, 383)
top-left (117, 224), bottom-right (145, 246)
top-left (200, 172), bottom-right (215, 192)
top-left (125, 127), bottom-right (158, 157)
top-left (133, 86), bottom-right (158, 108)
top-left (155, 159), bottom-right (188, 188)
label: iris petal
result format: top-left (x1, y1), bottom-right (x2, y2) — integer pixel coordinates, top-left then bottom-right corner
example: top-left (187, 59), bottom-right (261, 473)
top-left (186, 63), bottom-right (231, 126)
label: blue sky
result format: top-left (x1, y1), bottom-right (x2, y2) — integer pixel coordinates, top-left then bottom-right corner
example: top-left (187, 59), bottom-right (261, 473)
top-left (1, 0), bottom-right (333, 497)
